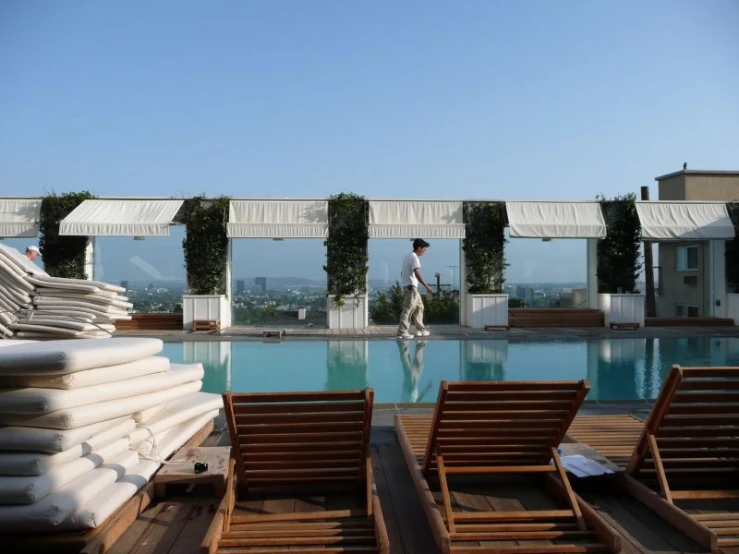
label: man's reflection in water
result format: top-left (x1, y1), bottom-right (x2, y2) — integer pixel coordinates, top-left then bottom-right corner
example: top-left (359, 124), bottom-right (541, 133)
top-left (398, 339), bottom-right (433, 403)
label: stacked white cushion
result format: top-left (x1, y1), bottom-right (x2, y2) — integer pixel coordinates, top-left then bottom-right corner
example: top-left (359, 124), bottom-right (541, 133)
top-left (0, 336), bottom-right (221, 532)
top-left (0, 243), bottom-right (131, 340)
top-left (62, 410), bottom-right (219, 530)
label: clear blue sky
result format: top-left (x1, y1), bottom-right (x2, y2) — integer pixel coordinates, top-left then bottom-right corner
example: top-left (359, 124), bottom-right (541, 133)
top-left (1, 1), bottom-right (737, 283)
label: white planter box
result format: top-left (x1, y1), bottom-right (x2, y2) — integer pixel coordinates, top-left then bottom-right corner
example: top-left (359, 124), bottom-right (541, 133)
top-left (327, 295), bottom-right (368, 330)
top-left (598, 293), bottom-right (645, 328)
top-left (182, 294), bottom-right (231, 331)
top-left (728, 294), bottom-right (739, 325)
top-left (463, 294), bottom-right (509, 329)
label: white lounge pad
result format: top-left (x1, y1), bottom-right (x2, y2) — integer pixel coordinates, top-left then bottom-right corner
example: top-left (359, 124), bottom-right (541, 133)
top-left (0, 419), bottom-right (136, 476)
top-left (0, 339), bottom-right (37, 348)
top-left (63, 411), bottom-right (218, 530)
top-left (0, 449), bottom-right (138, 532)
top-left (0, 356), bottom-right (169, 390)
top-left (0, 380), bottom-right (203, 429)
top-left (133, 409), bottom-right (219, 458)
top-left (26, 276), bottom-right (100, 293)
top-left (0, 363), bottom-right (203, 414)
top-left (128, 392), bottom-right (223, 445)
top-left (0, 416), bottom-right (130, 453)
top-left (0, 337), bottom-right (163, 375)
top-left (0, 437), bottom-right (130, 504)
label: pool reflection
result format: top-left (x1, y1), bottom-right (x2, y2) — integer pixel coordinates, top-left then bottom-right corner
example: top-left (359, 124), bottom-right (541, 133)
top-left (162, 336), bottom-right (739, 403)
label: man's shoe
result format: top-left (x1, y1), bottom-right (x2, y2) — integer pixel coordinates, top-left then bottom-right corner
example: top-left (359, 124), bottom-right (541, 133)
top-left (397, 333), bottom-right (414, 340)
top-left (416, 330), bottom-right (431, 337)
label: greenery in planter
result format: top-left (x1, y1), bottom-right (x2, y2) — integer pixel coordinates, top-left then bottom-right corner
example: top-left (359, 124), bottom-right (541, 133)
top-left (324, 193), bottom-right (369, 306)
top-left (370, 282), bottom-right (460, 324)
top-left (39, 191), bottom-right (95, 279)
top-left (726, 202), bottom-right (739, 293)
top-left (462, 201), bottom-right (508, 294)
top-left (181, 195), bottom-right (230, 295)
top-left (596, 193), bottom-right (642, 293)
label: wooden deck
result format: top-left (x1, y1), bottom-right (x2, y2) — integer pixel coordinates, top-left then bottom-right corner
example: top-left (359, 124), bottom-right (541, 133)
top-left (98, 409), bottom-right (739, 554)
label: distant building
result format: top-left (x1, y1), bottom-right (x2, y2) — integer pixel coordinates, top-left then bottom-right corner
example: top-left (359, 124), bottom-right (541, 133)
top-left (656, 168), bottom-right (739, 318)
top-left (255, 277), bottom-right (267, 294)
top-left (120, 280), bottom-right (129, 290)
top-left (236, 279), bottom-right (245, 293)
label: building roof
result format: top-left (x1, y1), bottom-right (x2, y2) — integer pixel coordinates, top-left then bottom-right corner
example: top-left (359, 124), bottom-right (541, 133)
top-left (655, 169), bottom-right (739, 181)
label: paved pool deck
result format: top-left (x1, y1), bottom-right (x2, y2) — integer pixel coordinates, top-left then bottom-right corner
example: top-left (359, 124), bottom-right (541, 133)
top-left (115, 323), bottom-right (739, 341)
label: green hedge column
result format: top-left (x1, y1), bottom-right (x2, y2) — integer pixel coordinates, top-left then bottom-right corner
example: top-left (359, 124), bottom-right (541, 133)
top-left (39, 191), bottom-right (95, 279)
top-left (325, 193), bottom-right (369, 307)
top-left (596, 193), bottom-right (643, 293)
top-left (182, 196), bottom-right (230, 295)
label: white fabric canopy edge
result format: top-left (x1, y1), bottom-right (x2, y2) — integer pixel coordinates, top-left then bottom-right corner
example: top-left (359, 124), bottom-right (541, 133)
top-left (635, 202), bottom-right (735, 240)
top-left (368, 201), bottom-right (465, 239)
top-left (0, 199), bottom-right (42, 238)
top-left (506, 201), bottom-right (607, 239)
top-left (227, 200), bottom-right (328, 238)
top-left (59, 200), bottom-right (184, 237)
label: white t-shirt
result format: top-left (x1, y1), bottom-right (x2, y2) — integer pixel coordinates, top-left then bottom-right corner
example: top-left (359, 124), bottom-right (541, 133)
top-left (401, 252), bottom-right (421, 287)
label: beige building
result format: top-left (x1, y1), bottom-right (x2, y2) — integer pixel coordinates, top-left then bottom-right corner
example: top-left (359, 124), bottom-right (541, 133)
top-left (655, 169), bottom-right (739, 319)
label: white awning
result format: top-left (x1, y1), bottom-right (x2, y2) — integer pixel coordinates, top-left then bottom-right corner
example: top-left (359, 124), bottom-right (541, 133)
top-left (636, 202), bottom-right (735, 240)
top-left (368, 201), bottom-right (465, 238)
top-left (59, 199), bottom-right (184, 236)
top-left (0, 199), bottom-right (42, 238)
top-left (506, 201), bottom-right (606, 238)
top-left (227, 200), bottom-right (328, 238)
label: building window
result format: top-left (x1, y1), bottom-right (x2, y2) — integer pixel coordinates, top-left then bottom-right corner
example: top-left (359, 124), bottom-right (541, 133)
top-left (676, 245), bottom-right (699, 271)
top-left (676, 304), bottom-right (699, 318)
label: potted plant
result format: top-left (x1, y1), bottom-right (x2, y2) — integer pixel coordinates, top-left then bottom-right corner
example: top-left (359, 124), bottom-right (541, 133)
top-left (39, 191), bottom-right (96, 279)
top-left (461, 201), bottom-right (509, 328)
top-left (324, 193), bottom-right (369, 329)
top-left (181, 195), bottom-right (231, 331)
top-left (596, 193), bottom-right (645, 327)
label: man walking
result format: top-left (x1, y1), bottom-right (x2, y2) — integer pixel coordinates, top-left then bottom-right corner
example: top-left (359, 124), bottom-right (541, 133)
top-left (397, 238), bottom-right (434, 340)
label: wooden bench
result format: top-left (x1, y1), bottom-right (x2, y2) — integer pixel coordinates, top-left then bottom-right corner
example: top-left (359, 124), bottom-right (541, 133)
top-left (261, 329), bottom-right (285, 338)
top-left (509, 308), bottom-right (604, 327)
top-left (192, 319), bottom-right (220, 332)
top-left (115, 313), bottom-right (183, 331)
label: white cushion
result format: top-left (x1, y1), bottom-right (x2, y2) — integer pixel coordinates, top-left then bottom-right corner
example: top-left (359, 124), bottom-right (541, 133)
top-left (0, 337), bottom-right (163, 375)
top-left (0, 380), bottom-right (203, 429)
top-left (0, 449), bottom-right (138, 532)
top-left (0, 356), bottom-right (169, 390)
top-left (128, 392), bottom-right (223, 447)
top-left (0, 419), bottom-right (136, 476)
top-left (0, 363), bottom-right (202, 414)
top-left (63, 410), bottom-right (218, 530)
top-left (0, 340), bottom-right (37, 348)
top-left (0, 438), bottom-right (130, 504)
top-left (0, 416), bottom-right (130, 453)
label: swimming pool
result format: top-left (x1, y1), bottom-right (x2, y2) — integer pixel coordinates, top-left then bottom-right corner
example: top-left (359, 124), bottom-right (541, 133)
top-left (161, 337), bottom-right (739, 403)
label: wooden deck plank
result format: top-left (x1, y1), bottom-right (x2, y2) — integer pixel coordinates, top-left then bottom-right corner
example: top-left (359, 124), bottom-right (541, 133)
top-left (372, 430), bottom-right (440, 554)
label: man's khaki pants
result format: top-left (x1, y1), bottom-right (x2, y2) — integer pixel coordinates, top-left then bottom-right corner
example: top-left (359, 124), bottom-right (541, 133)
top-left (397, 287), bottom-right (425, 335)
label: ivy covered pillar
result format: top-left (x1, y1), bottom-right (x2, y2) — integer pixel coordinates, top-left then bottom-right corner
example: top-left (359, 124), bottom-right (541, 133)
top-left (709, 239), bottom-right (727, 318)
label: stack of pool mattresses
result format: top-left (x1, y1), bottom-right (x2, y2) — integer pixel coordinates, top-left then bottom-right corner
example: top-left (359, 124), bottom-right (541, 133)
top-left (0, 337), bottom-right (223, 532)
top-left (0, 243), bottom-right (132, 340)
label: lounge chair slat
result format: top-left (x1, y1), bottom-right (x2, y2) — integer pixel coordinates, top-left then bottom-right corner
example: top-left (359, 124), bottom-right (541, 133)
top-left (230, 391), bottom-right (367, 403)
top-left (235, 421), bottom-right (364, 434)
top-left (449, 545), bottom-right (610, 554)
top-left (450, 529), bottom-right (596, 540)
top-left (235, 412), bottom-right (365, 424)
top-left (232, 401), bottom-right (366, 414)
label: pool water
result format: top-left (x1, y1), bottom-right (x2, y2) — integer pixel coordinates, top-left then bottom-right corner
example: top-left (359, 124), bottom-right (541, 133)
top-left (161, 337), bottom-right (739, 403)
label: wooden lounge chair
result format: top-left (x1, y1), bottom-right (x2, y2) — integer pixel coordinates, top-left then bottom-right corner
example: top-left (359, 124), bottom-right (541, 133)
top-left (201, 389), bottom-right (389, 554)
top-left (613, 365), bottom-right (739, 551)
top-left (395, 380), bottom-right (622, 553)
